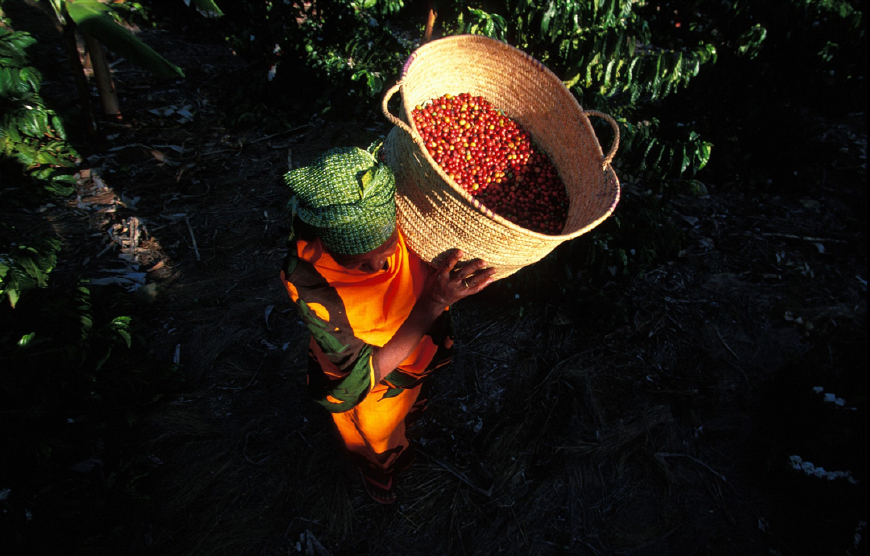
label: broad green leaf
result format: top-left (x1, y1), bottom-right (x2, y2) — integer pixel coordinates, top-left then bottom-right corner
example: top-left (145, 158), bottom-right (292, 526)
top-left (737, 24), bottom-right (767, 59)
top-left (672, 52), bottom-right (683, 82)
top-left (95, 346), bottom-right (113, 371)
top-left (7, 288), bottom-right (20, 308)
top-left (697, 142), bottom-right (712, 170)
top-left (37, 152), bottom-right (61, 166)
top-left (50, 115), bottom-right (66, 139)
top-left (116, 328), bottom-right (132, 348)
top-left (563, 71), bottom-right (581, 89)
top-left (541, 2), bottom-right (556, 36)
top-left (603, 59), bottom-right (617, 89)
top-left (680, 144), bottom-right (690, 175)
top-left (66, 2), bottom-right (184, 79)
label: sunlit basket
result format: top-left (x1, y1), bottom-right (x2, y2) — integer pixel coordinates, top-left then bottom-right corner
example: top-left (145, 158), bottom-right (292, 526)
top-left (382, 34), bottom-right (621, 280)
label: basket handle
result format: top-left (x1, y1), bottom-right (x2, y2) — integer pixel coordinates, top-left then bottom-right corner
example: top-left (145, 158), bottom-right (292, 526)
top-left (583, 110), bottom-right (620, 169)
top-left (382, 81), bottom-right (421, 145)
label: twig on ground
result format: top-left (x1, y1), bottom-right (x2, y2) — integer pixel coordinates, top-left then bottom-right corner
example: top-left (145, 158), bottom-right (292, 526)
top-left (214, 363), bottom-right (262, 391)
top-left (417, 447), bottom-right (493, 499)
top-left (715, 326), bottom-right (741, 363)
top-left (467, 319), bottom-right (503, 343)
top-left (297, 430), bottom-right (314, 450)
top-left (575, 536), bottom-right (605, 556)
top-left (758, 232), bottom-right (849, 243)
top-left (248, 124), bottom-right (313, 145)
top-left (655, 452), bottom-right (728, 484)
top-left (243, 432), bottom-right (270, 466)
top-left (185, 216), bottom-right (201, 261)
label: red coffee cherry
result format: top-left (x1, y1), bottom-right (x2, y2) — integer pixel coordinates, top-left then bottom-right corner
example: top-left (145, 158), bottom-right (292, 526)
top-left (411, 93), bottom-right (568, 235)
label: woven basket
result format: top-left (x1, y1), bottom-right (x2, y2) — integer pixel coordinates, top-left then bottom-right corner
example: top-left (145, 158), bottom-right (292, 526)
top-left (382, 35), bottom-right (621, 280)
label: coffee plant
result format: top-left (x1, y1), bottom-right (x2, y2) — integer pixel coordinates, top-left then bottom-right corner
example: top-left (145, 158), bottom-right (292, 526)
top-left (140, 0), bottom-right (860, 280)
top-left (0, 26), bottom-right (80, 197)
top-left (0, 21), bottom-right (78, 307)
top-left (1, 14), bottom-right (183, 551)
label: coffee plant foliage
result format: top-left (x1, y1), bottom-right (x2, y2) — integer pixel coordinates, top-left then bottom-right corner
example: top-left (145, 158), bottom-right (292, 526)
top-left (0, 26), bottom-right (80, 198)
top-left (0, 22), bottom-right (78, 309)
top-left (167, 0), bottom-right (861, 279)
top-left (1, 16), bottom-right (183, 550)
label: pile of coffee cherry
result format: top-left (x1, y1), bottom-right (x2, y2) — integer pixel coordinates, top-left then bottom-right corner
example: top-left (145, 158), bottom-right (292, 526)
top-left (411, 92), bottom-right (568, 235)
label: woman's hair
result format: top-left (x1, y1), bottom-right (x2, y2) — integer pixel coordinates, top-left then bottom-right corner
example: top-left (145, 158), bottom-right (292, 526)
top-left (293, 215), bottom-right (318, 243)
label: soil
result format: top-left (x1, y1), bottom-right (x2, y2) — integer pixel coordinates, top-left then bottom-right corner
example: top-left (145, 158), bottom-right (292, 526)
top-left (4, 7), bottom-right (867, 556)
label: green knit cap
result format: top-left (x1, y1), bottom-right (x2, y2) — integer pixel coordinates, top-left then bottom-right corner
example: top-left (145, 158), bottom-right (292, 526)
top-left (285, 146), bottom-right (396, 255)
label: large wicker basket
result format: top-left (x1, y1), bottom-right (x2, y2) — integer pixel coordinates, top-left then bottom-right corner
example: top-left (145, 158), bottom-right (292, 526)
top-left (382, 35), bottom-right (621, 280)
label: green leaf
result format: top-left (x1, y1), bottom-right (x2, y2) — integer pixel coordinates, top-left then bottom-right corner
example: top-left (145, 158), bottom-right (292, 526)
top-left (37, 151), bottom-right (61, 166)
top-left (541, 2), bottom-right (556, 36)
top-left (50, 115), bottom-right (66, 139)
top-left (680, 144), bottom-right (690, 175)
top-left (116, 328), bottom-right (132, 348)
top-left (94, 346), bottom-right (113, 371)
top-left (66, 2), bottom-right (184, 79)
top-left (7, 288), bottom-right (20, 308)
top-left (18, 332), bottom-right (36, 347)
top-left (737, 24), bottom-right (767, 59)
top-left (189, 0), bottom-right (225, 19)
top-left (697, 142), bottom-right (712, 171)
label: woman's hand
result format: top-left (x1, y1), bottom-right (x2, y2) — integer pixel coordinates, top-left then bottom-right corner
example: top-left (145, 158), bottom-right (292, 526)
top-left (372, 249), bottom-right (495, 382)
top-left (422, 249), bottom-right (496, 310)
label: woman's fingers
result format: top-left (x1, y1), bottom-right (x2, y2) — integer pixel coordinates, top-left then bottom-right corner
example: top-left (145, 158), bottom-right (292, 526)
top-left (438, 249), bottom-right (465, 275)
top-left (461, 266), bottom-right (496, 292)
top-left (429, 250), bottom-right (495, 302)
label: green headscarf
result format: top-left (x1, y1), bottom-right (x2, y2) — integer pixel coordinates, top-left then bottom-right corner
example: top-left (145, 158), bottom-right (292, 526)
top-left (285, 145), bottom-right (396, 255)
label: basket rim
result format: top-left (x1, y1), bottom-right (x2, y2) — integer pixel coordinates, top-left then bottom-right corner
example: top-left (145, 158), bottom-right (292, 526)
top-left (395, 34), bottom-right (620, 242)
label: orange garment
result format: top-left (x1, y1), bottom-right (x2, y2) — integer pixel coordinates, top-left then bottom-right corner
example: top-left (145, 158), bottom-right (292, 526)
top-left (281, 229), bottom-right (453, 473)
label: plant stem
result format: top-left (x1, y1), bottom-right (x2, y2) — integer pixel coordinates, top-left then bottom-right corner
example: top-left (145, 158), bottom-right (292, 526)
top-left (61, 23), bottom-right (98, 136)
top-left (84, 34), bottom-right (120, 119)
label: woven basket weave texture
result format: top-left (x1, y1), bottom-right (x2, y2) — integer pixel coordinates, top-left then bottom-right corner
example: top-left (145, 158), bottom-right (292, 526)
top-left (383, 35), bottom-right (620, 279)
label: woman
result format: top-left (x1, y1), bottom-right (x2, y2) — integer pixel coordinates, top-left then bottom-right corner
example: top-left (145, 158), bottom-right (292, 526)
top-left (280, 145), bottom-right (495, 504)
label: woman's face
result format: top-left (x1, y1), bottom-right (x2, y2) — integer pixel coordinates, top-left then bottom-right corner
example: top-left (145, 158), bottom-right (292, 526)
top-left (330, 229), bottom-right (399, 274)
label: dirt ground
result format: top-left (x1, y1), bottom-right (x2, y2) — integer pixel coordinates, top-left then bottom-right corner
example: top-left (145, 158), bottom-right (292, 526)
top-left (11, 12), bottom-right (867, 556)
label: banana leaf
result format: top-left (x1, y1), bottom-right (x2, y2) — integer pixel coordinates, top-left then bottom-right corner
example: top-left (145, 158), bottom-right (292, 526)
top-left (65, 0), bottom-right (184, 79)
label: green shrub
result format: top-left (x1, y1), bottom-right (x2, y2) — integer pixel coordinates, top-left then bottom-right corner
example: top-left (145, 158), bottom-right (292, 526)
top-left (0, 15), bottom-right (183, 552)
top-left (0, 26), bottom-right (80, 198)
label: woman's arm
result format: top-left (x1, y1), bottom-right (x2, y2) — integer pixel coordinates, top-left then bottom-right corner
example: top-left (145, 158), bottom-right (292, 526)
top-left (371, 250), bottom-right (495, 382)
